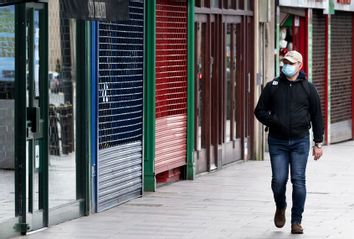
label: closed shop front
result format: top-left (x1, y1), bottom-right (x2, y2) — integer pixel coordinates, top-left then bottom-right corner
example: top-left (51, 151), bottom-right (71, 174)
top-left (95, 0), bottom-right (144, 212)
top-left (330, 11), bottom-right (353, 142)
top-left (312, 10), bottom-right (327, 140)
top-left (155, 0), bottom-right (188, 182)
top-left (194, 0), bottom-right (254, 174)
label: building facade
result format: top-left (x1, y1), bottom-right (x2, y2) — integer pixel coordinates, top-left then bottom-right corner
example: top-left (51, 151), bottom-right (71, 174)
top-left (273, 0), bottom-right (354, 146)
top-left (2, 0), bottom-right (354, 238)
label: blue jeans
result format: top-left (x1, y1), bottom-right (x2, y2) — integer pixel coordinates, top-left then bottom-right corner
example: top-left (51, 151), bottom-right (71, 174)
top-left (268, 135), bottom-right (310, 224)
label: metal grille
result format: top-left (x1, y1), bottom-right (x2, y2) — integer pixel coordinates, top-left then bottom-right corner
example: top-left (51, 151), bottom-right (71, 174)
top-left (312, 11), bottom-right (326, 121)
top-left (97, 0), bottom-right (144, 212)
top-left (155, 0), bottom-right (187, 174)
top-left (330, 12), bottom-right (352, 124)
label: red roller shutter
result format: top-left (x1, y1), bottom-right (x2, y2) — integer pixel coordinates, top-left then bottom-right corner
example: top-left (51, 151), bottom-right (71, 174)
top-left (292, 15), bottom-right (308, 75)
top-left (330, 12), bottom-right (352, 142)
top-left (155, 0), bottom-right (187, 174)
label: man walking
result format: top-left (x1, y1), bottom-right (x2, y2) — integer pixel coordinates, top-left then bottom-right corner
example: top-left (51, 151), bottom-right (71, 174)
top-left (254, 50), bottom-right (324, 234)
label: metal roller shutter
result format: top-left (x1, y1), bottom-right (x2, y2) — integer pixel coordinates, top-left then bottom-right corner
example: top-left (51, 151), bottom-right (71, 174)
top-left (155, 0), bottom-right (187, 174)
top-left (330, 12), bottom-right (352, 142)
top-left (312, 11), bottom-right (326, 122)
top-left (97, 0), bottom-right (144, 212)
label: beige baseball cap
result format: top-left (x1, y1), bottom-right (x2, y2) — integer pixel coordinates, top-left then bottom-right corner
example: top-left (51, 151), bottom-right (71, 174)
top-left (283, 50), bottom-right (303, 63)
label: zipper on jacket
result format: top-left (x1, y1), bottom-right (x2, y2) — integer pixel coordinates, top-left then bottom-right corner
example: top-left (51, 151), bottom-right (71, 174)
top-left (288, 83), bottom-right (292, 139)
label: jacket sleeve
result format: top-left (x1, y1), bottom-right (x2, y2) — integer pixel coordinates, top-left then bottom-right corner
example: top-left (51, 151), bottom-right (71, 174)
top-left (309, 83), bottom-right (324, 143)
top-left (254, 82), bottom-right (279, 127)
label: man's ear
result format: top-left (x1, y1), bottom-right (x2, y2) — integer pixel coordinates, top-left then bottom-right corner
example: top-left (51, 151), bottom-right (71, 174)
top-left (299, 62), bottom-right (303, 70)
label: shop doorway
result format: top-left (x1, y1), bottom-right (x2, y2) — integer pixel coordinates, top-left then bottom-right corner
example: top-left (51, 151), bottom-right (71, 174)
top-left (194, 14), bottom-right (249, 174)
top-left (223, 21), bottom-right (243, 165)
top-left (0, 2), bottom-right (48, 236)
top-left (194, 15), bottom-right (217, 173)
top-left (0, 1), bottom-right (88, 237)
top-left (279, 11), bottom-right (308, 74)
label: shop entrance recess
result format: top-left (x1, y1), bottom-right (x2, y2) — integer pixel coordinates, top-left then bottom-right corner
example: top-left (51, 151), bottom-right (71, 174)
top-left (0, 2), bottom-right (48, 236)
top-left (194, 13), bottom-right (250, 174)
top-left (223, 18), bottom-right (243, 165)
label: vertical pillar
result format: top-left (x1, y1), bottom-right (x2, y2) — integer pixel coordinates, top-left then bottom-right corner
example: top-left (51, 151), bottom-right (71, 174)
top-left (325, 15), bottom-right (331, 144)
top-left (90, 21), bottom-right (97, 212)
top-left (275, 6), bottom-right (280, 77)
top-left (352, 14), bottom-right (354, 139)
top-left (253, 0), bottom-right (261, 160)
top-left (187, 0), bottom-right (195, 180)
top-left (76, 20), bottom-right (90, 215)
top-left (307, 9), bottom-right (313, 83)
top-left (15, 3), bottom-right (27, 229)
top-left (307, 9), bottom-right (314, 144)
top-left (39, 3), bottom-right (49, 224)
top-left (144, 0), bottom-right (157, 191)
top-left (84, 21), bottom-right (92, 215)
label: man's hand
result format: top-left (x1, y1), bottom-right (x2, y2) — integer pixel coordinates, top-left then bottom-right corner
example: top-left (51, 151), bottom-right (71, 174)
top-left (312, 146), bottom-right (323, 160)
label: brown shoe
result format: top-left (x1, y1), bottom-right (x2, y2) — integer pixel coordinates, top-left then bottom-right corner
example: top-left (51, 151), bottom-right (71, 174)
top-left (291, 223), bottom-right (304, 234)
top-left (274, 207), bottom-right (286, 228)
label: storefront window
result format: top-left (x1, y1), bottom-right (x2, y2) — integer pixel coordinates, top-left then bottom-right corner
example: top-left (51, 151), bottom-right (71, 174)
top-left (0, 4), bottom-right (15, 223)
top-left (234, 24), bottom-right (240, 139)
top-left (225, 25), bottom-right (231, 142)
top-left (223, 0), bottom-right (237, 9)
top-left (0, 5), bottom-right (14, 99)
top-left (196, 22), bottom-right (207, 150)
top-left (48, 0), bottom-right (77, 209)
top-left (196, 0), bottom-right (206, 7)
top-left (211, 0), bottom-right (219, 8)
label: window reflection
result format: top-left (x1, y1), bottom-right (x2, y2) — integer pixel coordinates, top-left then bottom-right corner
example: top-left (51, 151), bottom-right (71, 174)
top-left (210, 0), bottom-right (219, 8)
top-left (0, 5), bottom-right (15, 223)
top-left (196, 22), bottom-right (206, 150)
top-left (48, 0), bottom-right (76, 209)
top-left (225, 25), bottom-right (231, 142)
top-left (195, 0), bottom-right (205, 7)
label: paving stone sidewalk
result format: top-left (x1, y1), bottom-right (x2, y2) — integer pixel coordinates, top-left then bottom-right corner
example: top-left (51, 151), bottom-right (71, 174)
top-left (13, 141), bottom-right (354, 239)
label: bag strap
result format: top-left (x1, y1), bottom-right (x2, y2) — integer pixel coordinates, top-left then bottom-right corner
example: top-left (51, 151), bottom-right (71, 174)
top-left (269, 77), bottom-right (280, 98)
top-left (270, 77), bottom-right (311, 98)
top-left (300, 79), bottom-right (311, 98)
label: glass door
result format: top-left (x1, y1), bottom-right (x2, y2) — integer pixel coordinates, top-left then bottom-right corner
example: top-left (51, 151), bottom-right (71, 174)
top-left (0, 3), bottom-right (20, 238)
top-left (194, 20), bottom-right (208, 174)
top-left (0, 2), bottom-right (48, 236)
top-left (24, 3), bottom-right (48, 232)
top-left (13, 2), bottom-right (48, 235)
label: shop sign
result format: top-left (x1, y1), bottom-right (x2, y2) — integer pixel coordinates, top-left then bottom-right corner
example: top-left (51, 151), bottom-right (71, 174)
top-left (61, 0), bottom-right (129, 21)
top-left (279, 0), bottom-right (328, 9)
top-left (337, 0), bottom-right (351, 4)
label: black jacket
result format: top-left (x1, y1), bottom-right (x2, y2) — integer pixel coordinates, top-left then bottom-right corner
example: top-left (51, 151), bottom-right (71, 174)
top-left (254, 71), bottom-right (324, 143)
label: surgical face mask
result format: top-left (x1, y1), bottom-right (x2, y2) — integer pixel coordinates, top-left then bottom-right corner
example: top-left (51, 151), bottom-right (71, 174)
top-left (282, 64), bottom-right (297, 77)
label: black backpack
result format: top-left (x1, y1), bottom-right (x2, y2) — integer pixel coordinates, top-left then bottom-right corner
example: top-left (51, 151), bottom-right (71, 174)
top-left (270, 76), bottom-right (311, 98)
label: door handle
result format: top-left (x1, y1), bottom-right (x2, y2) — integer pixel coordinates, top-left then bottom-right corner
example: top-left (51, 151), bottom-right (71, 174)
top-left (27, 107), bottom-right (41, 136)
top-left (210, 57), bottom-right (214, 78)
